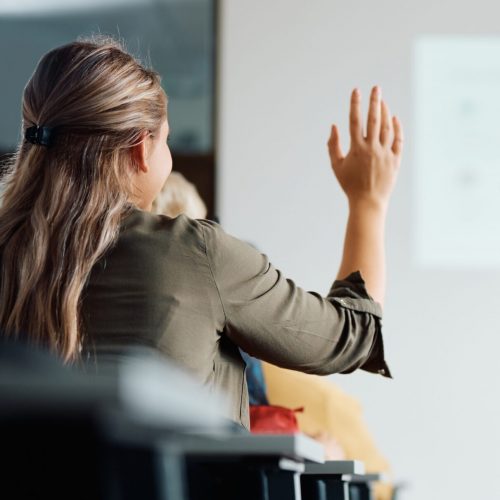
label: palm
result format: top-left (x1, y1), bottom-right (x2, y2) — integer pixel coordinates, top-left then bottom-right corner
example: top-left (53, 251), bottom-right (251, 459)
top-left (327, 87), bottom-right (403, 207)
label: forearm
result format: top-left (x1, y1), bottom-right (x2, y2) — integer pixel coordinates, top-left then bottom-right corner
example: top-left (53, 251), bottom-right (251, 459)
top-left (329, 86), bottom-right (402, 306)
top-left (336, 201), bottom-right (387, 306)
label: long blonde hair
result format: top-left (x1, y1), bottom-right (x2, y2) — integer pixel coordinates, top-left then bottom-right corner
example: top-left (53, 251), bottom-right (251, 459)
top-left (0, 37), bottom-right (167, 362)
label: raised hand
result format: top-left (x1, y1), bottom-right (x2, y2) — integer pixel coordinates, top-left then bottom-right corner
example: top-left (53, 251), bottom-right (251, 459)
top-left (327, 86), bottom-right (403, 211)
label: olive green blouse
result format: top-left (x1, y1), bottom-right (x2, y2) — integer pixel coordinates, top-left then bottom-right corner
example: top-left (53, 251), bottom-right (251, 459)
top-left (82, 208), bottom-right (390, 429)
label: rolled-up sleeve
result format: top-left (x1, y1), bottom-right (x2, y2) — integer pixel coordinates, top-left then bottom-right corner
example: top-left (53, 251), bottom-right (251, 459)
top-left (200, 220), bottom-right (391, 379)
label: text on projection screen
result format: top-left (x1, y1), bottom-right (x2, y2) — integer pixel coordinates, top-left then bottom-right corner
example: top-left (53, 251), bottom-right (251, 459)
top-left (415, 37), bottom-right (500, 268)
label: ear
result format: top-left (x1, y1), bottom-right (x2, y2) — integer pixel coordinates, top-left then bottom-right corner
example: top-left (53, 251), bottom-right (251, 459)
top-left (130, 131), bottom-right (150, 173)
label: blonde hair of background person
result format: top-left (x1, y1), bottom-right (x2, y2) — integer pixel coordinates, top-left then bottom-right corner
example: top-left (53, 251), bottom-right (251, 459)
top-left (0, 37), bottom-right (168, 361)
top-left (152, 171), bottom-right (207, 219)
top-left (0, 37), bottom-right (403, 429)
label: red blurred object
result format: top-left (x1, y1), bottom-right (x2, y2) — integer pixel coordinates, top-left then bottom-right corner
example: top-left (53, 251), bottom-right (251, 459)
top-left (249, 405), bottom-right (304, 434)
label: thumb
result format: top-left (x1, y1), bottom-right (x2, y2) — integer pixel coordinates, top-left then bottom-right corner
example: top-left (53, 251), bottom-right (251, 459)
top-left (328, 124), bottom-right (344, 168)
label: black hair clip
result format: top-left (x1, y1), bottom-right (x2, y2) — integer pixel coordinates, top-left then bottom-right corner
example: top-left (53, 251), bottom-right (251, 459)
top-left (25, 125), bottom-right (54, 147)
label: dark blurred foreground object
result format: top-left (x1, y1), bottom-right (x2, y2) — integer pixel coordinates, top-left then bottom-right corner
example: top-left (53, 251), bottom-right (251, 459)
top-left (0, 342), bottom-right (386, 500)
top-left (0, 341), bottom-right (229, 500)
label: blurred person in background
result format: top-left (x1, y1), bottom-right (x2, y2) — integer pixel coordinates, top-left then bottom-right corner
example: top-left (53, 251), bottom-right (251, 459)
top-left (0, 37), bottom-right (403, 430)
top-left (152, 171), bottom-right (208, 219)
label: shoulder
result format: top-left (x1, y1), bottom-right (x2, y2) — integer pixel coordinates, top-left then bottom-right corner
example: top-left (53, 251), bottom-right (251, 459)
top-left (119, 208), bottom-right (261, 270)
top-left (118, 208), bottom-right (233, 256)
top-left (122, 208), bottom-right (202, 241)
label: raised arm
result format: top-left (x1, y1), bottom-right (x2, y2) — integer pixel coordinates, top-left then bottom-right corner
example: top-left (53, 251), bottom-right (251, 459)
top-left (328, 87), bottom-right (403, 306)
top-left (199, 88), bottom-right (402, 377)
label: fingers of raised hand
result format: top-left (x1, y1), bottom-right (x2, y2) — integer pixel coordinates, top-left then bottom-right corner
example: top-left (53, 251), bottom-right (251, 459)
top-left (328, 124), bottom-right (344, 166)
top-left (366, 86), bottom-right (382, 143)
top-left (349, 88), bottom-right (363, 144)
top-left (391, 115), bottom-right (404, 157)
top-left (379, 100), bottom-right (392, 146)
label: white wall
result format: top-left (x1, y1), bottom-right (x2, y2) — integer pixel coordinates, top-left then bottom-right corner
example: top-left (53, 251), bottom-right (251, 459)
top-left (218, 1), bottom-right (500, 499)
